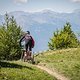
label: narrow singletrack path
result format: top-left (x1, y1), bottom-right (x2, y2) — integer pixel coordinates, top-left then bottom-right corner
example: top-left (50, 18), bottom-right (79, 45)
top-left (35, 65), bottom-right (70, 80)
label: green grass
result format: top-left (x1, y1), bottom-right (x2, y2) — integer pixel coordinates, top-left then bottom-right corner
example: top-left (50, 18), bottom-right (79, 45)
top-left (0, 60), bottom-right (57, 80)
top-left (35, 48), bottom-right (80, 80)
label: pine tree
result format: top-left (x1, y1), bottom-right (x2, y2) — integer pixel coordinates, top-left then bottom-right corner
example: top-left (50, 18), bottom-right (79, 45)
top-left (48, 22), bottom-right (80, 50)
top-left (0, 13), bottom-right (22, 60)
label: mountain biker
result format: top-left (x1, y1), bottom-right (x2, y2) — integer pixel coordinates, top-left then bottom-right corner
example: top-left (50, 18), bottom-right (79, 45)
top-left (19, 31), bottom-right (35, 61)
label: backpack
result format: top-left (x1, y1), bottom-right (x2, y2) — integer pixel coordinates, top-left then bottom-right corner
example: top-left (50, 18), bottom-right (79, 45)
top-left (20, 34), bottom-right (35, 48)
top-left (25, 34), bottom-right (35, 48)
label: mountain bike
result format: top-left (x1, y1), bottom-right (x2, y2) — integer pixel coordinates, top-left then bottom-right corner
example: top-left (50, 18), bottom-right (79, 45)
top-left (20, 40), bottom-right (35, 64)
top-left (21, 48), bottom-right (35, 64)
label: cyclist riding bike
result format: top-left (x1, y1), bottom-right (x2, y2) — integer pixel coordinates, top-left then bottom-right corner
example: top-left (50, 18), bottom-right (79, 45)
top-left (19, 31), bottom-right (35, 62)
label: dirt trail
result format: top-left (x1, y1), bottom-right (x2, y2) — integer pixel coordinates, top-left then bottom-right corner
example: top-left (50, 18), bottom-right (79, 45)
top-left (35, 65), bottom-right (69, 80)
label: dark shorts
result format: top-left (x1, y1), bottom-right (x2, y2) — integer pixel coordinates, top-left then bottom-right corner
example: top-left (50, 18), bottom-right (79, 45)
top-left (25, 40), bottom-right (32, 51)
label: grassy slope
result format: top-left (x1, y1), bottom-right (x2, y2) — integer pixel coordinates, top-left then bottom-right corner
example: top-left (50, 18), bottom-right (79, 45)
top-left (0, 61), bottom-right (57, 80)
top-left (35, 48), bottom-right (80, 80)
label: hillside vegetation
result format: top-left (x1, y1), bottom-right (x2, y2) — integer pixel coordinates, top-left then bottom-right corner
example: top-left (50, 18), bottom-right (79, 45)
top-left (0, 13), bottom-right (80, 80)
top-left (35, 48), bottom-right (80, 80)
top-left (0, 61), bottom-right (57, 80)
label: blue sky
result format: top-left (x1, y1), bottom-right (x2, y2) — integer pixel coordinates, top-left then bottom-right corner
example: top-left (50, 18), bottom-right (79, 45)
top-left (0, 0), bottom-right (80, 14)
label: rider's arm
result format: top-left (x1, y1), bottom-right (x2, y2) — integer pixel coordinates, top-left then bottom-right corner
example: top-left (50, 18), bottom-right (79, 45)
top-left (19, 36), bottom-right (25, 47)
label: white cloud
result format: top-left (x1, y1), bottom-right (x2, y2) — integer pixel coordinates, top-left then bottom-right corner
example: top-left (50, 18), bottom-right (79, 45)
top-left (14, 0), bottom-right (28, 3)
top-left (71, 0), bottom-right (80, 2)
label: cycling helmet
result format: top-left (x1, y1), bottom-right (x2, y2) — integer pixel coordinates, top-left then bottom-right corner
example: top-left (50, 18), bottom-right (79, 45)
top-left (26, 31), bottom-right (30, 34)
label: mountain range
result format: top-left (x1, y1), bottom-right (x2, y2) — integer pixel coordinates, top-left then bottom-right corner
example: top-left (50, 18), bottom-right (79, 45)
top-left (0, 9), bottom-right (80, 52)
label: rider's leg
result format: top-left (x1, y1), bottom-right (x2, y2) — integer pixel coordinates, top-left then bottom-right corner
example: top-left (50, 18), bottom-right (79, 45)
top-left (25, 43), bottom-right (29, 57)
top-left (29, 40), bottom-right (32, 57)
top-left (25, 43), bottom-right (32, 60)
top-left (29, 43), bottom-right (35, 63)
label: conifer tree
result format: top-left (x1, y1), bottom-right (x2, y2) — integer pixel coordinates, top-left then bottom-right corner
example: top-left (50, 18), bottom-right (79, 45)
top-left (48, 22), bottom-right (80, 50)
top-left (0, 13), bottom-right (22, 60)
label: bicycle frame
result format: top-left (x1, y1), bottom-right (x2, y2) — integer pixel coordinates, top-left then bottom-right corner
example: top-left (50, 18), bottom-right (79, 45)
top-left (21, 49), bottom-right (35, 63)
